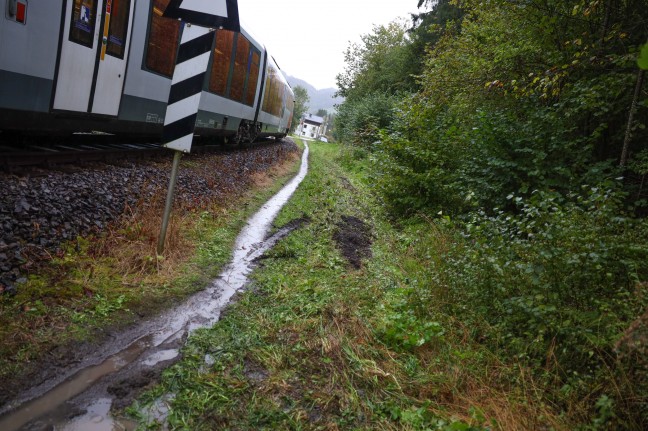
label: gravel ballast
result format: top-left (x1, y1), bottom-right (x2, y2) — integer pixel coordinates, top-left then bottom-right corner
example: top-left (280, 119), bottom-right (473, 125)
top-left (0, 139), bottom-right (300, 295)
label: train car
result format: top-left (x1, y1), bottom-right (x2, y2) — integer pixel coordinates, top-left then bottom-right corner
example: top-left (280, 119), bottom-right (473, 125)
top-left (0, 0), bottom-right (294, 143)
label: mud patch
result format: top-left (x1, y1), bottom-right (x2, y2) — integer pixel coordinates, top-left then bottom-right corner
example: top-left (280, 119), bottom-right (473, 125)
top-left (333, 216), bottom-right (373, 269)
top-left (269, 215), bottom-right (311, 242)
top-left (338, 176), bottom-right (357, 193)
top-left (107, 369), bottom-right (161, 410)
top-left (243, 359), bottom-right (269, 383)
top-left (0, 318), bottom-right (137, 409)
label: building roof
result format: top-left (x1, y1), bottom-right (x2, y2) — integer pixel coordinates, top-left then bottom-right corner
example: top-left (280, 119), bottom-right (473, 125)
top-left (303, 114), bottom-right (324, 125)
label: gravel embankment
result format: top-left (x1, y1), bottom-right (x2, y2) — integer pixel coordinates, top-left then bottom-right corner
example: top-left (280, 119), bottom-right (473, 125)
top-left (0, 140), bottom-right (299, 294)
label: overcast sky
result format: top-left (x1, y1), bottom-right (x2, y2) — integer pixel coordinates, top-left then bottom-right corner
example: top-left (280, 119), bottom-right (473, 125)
top-left (237, 0), bottom-right (421, 90)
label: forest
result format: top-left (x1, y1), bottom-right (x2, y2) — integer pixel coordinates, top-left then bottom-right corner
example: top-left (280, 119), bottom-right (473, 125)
top-left (334, 0), bottom-right (648, 428)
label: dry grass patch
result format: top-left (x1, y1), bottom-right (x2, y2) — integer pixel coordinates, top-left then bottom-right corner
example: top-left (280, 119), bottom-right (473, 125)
top-left (93, 201), bottom-right (188, 280)
top-left (250, 150), bottom-right (301, 188)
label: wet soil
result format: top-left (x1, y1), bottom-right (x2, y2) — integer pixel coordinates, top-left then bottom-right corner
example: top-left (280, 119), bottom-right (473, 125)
top-left (275, 215), bottom-right (311, 232)
top-left (107, 368), bottom-right (167, 410)
top-left (333, 215), bottom-right (373, 269)
top-left (243, 358), bottom-right (270, 384)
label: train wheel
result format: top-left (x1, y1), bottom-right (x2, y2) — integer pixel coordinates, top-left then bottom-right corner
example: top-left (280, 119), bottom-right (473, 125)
top-left (233, 123), bottom-right (247, 145)
top-left (248, 125), bottom-right (259, 143)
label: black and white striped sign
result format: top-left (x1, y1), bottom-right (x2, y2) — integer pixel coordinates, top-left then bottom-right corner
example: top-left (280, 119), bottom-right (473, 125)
top-left (162, 25), bottom-right (214, 152)
top-left (162, 0), bottom-right (240, 153)
top-left (164, 0), bottom-right (240, 31)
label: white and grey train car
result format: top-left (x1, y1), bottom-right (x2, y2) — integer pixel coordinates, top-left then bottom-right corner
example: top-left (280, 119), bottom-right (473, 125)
top-left (0, 0), bottom-right (295, 142)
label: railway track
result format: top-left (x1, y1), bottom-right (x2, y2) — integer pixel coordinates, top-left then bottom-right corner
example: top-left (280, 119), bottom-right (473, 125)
top-left (0, 134), bottom-right (279, 172)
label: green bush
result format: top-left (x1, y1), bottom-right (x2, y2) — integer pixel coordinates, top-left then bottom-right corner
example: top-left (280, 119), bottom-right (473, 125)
top-left (441, 186), bottom-right (647, 365)
top-left (334, 92), bottom-right (400, 149)
top-left (387, 184), bottom-right (647, 426)
top-left (428, 186), bottom-right (648, 426)
top-left (372, 95), bottom-right (629, 218)
top-left (332, 0), bottom-right (648, 426)
top-left (370, 99), bottom-right (467, 216)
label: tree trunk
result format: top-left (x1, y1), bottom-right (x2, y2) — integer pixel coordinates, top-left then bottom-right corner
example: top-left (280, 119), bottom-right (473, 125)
top-left (620, 69), bottom-right (645, 167)
top-left (600, 0), bottom-right (612, 43)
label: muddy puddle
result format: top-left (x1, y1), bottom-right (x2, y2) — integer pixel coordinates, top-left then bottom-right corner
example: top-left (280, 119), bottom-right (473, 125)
top-left (0, 144), bottom-right (309, 431)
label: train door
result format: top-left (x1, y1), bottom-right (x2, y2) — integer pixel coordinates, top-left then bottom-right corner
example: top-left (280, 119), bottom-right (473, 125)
top-left (53, 0), bottom-right (134, 116)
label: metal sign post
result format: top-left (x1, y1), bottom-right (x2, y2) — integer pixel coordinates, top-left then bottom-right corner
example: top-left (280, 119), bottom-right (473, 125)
top-left (157, 150), bottom-right (183, 255)
top-left (157, 0), bottom-right (239, 255)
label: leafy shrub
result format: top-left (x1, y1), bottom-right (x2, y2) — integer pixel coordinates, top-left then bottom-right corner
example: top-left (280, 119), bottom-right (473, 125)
top-left (334, 92), bottom-right (400, 149)
top-left (379, 294), bottom-right (445, 350)
top-left (372, 94), bottom-right (628, 218)
top-left (425, 185), bottom-right (648, 426)
top-left (386, 184), bottom-right (647, 425)
top-left (440, 186), bottom-right (647, 366)
top-left (370, 98), bottom-right (468, 216)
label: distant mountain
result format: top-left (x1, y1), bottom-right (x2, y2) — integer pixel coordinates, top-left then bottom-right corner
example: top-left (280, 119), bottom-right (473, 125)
top-left (284, 75), bottom-right (344, 113)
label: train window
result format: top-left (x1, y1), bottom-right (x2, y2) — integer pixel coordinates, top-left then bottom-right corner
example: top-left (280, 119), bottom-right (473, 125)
top-left (285, 87), bottom-right (294, 112)
top-left (145, 0), bottom-right (180, 77)
top-left (69, 0), bottom-right (99, 48)
top-left (262, 68), bottom-right (274, 114)
top-left (263, 79), bottom-right (271, 113)
top-left (262, 63), bottom-right (283, 117)
top-left (270, 79), bottom-right (277, 115)
top-left (209, 30), bottom-right (235, 97)
top-left (230, 34), bottom-right (250, 103)
top-left (208, 31), bottom-right (259, 106)
top-left (261, 79), bottom-right (268, 111)
top-left (245, 51), bottom-right (261, 106)
top-left (106, 0), bottom-right (131, 59)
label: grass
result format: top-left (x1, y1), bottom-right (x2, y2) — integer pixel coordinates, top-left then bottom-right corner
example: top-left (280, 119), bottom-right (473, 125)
top-left (0, 145), bottom-right (302, 389)
top-left (129, 141), bottom-right (568, 430)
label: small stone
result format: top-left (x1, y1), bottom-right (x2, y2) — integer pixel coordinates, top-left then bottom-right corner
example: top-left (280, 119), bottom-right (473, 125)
top-left (3, 283), bottom-right (16, 296)
top-left (13, 199), bottom-right (30, 213)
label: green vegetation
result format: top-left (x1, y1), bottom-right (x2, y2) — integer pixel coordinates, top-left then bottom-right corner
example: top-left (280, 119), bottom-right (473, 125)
top-left (132, 141), bottom-right (503, 429)
top-left (4, 1), bottom-right (646, 428)
top-left (134, 140), bottom-right (648, 429)
top-left (329, 0), bottom-right (648, 428)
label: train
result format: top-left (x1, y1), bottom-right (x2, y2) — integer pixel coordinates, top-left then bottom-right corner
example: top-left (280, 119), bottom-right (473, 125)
top-left (0, 0), bottom-right (295, 144)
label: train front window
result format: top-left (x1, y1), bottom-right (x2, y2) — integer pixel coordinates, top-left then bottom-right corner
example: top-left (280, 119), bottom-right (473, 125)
top-left (145, 0), bottom-right (180, 77)
top-left (69, 0), bottom-right (99, 48)
top-left (106, 0), bottom-right (132, 59)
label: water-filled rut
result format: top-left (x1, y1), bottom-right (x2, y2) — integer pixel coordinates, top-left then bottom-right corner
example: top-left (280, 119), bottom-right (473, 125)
top-left (0, 144), bottom-right (310, 431)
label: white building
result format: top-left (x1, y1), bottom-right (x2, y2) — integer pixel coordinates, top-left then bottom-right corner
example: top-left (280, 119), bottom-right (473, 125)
top-left (296, 114), bottom-right (325, 139)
